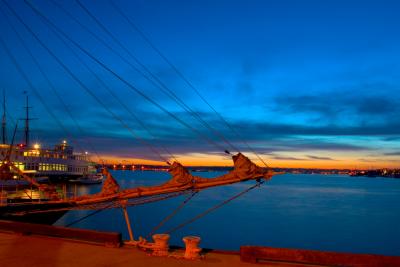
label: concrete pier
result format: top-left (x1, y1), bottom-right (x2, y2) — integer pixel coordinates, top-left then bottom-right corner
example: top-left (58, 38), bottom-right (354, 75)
top-left (0, 232), bottom-right (273, 267)
top-left (1, 221), bottom-right (399, 267)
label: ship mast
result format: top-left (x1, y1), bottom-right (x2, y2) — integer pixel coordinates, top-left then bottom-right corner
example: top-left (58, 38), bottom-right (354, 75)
top-left (24, 94), bottom-right (30, 147)
top-left (20, 92), bottom-right (36, 147)
top-left (2, 90), bottom-right (6, 144)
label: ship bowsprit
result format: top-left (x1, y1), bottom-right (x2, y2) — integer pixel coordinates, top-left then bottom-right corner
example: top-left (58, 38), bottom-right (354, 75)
top-left (0, 153), bottom-right (275, 225)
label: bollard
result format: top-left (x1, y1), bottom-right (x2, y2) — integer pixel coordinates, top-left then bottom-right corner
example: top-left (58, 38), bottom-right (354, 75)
top-left (151, 234), bottom-right (170, 256)
top-left (183, 236), bottom-right (201, 260)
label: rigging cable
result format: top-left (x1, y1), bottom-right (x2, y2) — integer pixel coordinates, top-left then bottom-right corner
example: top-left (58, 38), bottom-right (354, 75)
top-left (47, 0), bottom-right (233, 157)
top-left (65, 204), bottom-right (111, 227)
top-left (45, 0), bottom-right (234, 159)
top-left (74, 0), bottom-right (239, 154)
top-left (0, 34), bottom-right (88, 160)
top-left (0, 6), bottom-right (103, 163)
top-left (21, 0), bottom-right (230, 156)
top-left (14, 190), bottom-right (194, 215)
top-left (165, 181), bottom-right (264, 234)
top-left (108, 0), bottom-right (270, 167)
top-left (64, 200), bottom-right (125, 227)
top-left (146, 190), bottom-right (198, 239)
top-left (28, 8), bottom-right (177, 163)
top-left (3, 0), bottom-right (171, 165)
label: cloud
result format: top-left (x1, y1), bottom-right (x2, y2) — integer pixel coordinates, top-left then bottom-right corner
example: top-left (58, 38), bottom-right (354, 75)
top-left (382, 136), bottom-right (400, 141)
top-left (273, 85), bottom-right (400, 125)
top-left (306, 155), bottom-right (336, 160)
top-left (18, 83), bottom-right (400, 163)
top-left (357, 158), bottom-right (376, 162)
top-left (275, 94), bottom-right (341, 118)
top-left (357, 96), bottom-right (398, 115)
top-left (271, 156), bottom-right (304, 161)
top-left (30, 108), bottom-right (380, 162)
top-left (238, 120), bottom-right (400, 137)
top-left (383, 152), bottom-right (400, 156)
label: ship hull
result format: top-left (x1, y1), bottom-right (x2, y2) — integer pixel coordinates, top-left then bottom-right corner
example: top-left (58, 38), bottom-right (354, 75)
top-left (0, 202), bottom-right (72, 225)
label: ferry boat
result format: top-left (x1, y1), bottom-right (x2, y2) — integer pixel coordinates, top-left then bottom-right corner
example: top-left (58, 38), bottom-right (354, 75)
top-left (0, 95), bottom-right (99, 223)
top-left (0, 94), bottom-right (97, 185)
top-left (0, 140), bottom-right (96, 182)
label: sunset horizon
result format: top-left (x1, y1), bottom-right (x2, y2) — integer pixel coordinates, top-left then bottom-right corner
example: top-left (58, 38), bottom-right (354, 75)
top-left (0, 0), bottom-right (399, 172)
top-left (97, 153), bottom-right (399, 169)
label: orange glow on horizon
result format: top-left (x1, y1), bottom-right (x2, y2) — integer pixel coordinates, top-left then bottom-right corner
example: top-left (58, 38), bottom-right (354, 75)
top-left (96, 153), bottom-right (399, 169)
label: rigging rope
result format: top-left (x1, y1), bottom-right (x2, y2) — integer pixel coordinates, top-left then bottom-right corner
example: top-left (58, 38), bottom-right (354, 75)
top-left (22, 0), bottom-right (229, 156)
top-left (47, 0), bottom-right (234, 157)
top-left (67, 190), bottom-right (197, 228)
top-left (12, 190), bottom-right (194, 216)
top-left (0, 35), bottom-right (88, 159)
top-left (74, 0), bottom-right (240, 154)
top-left (0, 6), bottom-right (103, 163)
top-left (165, 181), bottom-right (264, 234)
top-left (4, 0), bottom-right (171, 165)
top-left (29, 9), bottom-right (177, 163)
top-left (146, 190), bottom-right (198, 239)
top-left (108, 1), bottom-right (270, 167)
top-left (65, 203), bottom-right (113, 227)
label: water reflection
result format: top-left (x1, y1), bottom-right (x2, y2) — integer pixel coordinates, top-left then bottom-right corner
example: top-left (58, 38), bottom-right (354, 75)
top-left (55, 172), bottom-right (400, 256)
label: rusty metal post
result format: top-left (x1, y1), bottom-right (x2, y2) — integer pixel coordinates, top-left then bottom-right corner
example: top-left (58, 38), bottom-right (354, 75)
top-left (122, 204), bottom-right (134, 242)
top-left (152, 234), bottom-right (170, 256)
top-left (183, 236), bottom-right (202, 259)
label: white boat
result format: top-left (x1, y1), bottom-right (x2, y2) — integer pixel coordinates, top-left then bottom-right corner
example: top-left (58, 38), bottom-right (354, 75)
top-left (69, 173), bottom-right (104, 185)
top-left (0, 141), bottom-right (96, 181)
top-left (0, 95), bottom-right (96, 182)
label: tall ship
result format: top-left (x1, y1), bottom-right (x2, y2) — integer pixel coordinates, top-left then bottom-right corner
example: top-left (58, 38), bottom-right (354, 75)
top-left (0, 94), bottom-right (95, 184)
top-left (0, 0), bottom-right (274, 227)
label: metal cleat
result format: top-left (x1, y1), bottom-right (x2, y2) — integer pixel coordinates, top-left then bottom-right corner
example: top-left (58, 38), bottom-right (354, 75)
top-left (183, 236), bottom-right (201, 260)
top-left (151, 234), bottom-right (170, 256)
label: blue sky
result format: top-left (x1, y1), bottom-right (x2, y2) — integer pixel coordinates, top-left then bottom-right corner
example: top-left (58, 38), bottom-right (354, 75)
top-left (0, 0), bottom-right (399, 167)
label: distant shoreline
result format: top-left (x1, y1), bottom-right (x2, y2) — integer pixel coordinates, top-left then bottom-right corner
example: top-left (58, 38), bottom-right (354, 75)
top-left (97, 163), bottom-right (400, 177)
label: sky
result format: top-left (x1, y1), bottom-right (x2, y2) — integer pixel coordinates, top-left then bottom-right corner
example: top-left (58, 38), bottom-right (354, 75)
top-left (0, 0), bottom-right (399, 168)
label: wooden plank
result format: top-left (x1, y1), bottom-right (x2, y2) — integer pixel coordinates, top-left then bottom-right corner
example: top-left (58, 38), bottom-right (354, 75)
top-left (240, 246), bottom-right (400, 266)
top-left (0, 220), bottom-right (121, 247)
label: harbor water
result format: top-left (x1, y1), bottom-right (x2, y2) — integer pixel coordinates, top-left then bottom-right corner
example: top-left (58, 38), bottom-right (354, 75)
top-left (55, 171), bottom-right (400, 256)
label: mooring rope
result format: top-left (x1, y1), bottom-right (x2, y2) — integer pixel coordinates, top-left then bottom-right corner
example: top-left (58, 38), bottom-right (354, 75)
top-left (11, 190), bottom-right (193, 216)
top-left (146, 190), bottom-right (198, 238)
top-left (165, 181), bottom-right (264, 234)
top-left (65, 202), bottom-right (115, 227)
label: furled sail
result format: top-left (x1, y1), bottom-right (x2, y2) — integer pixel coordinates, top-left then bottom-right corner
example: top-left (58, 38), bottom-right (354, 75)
top-left (74, 153), bottom-right (273, 205)
top-left (167, 152), bottom-right (272, 185)
top-left (100, 170), bottom-right (120, 195)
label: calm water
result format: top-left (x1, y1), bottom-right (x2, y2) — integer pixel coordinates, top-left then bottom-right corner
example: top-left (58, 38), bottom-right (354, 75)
top-left (55, 171), bottom-right (400, 256)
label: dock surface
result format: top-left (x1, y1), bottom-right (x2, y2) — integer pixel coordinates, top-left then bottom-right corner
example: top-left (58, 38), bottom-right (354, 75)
top-left (0, 232), bottom-right (313, 267)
